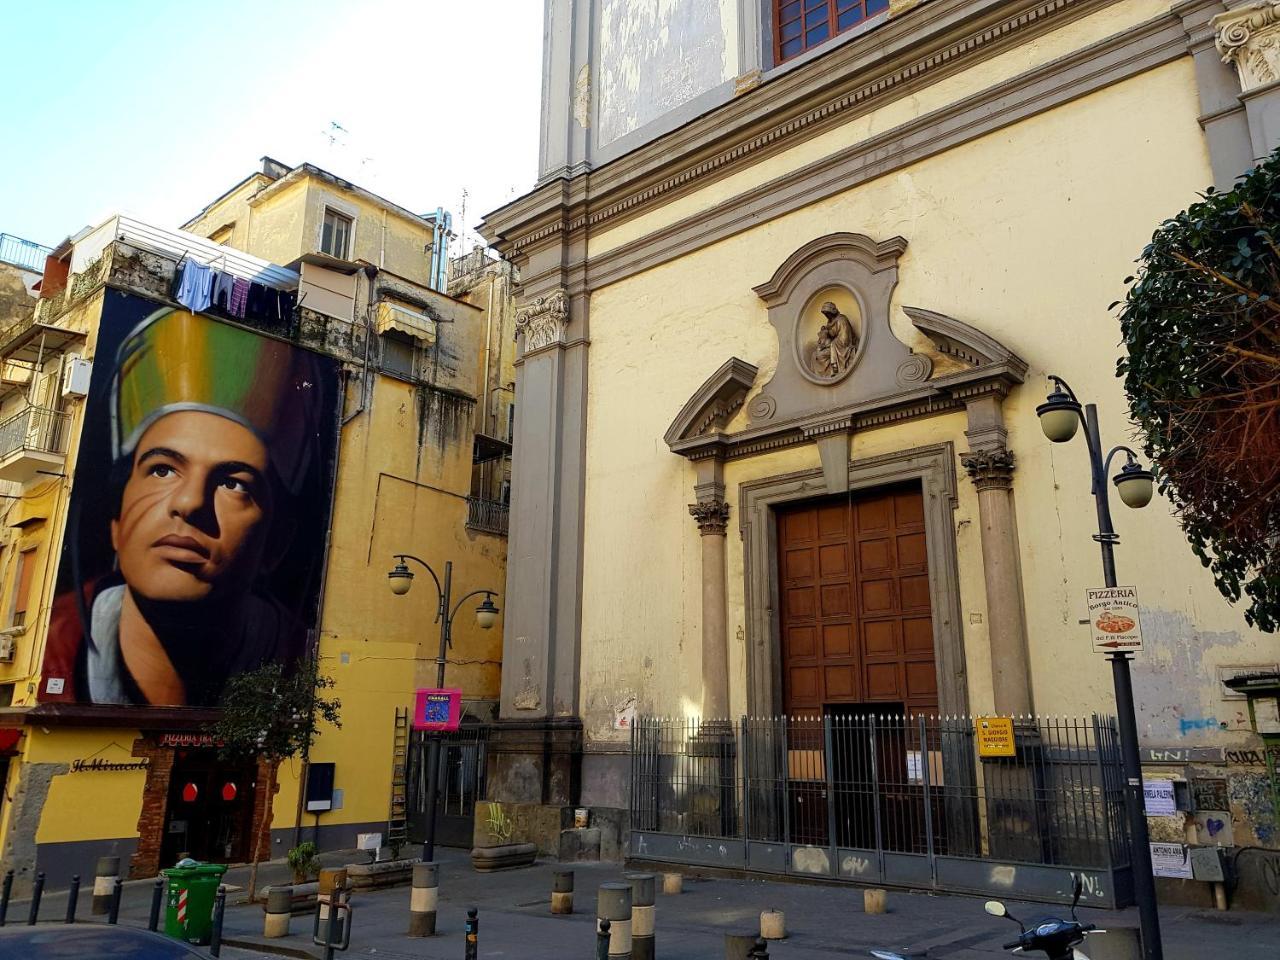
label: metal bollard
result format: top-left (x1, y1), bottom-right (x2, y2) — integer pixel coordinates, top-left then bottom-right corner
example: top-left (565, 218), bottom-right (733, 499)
top-left (320, 889), bottom-right (338, 960)
top-left (92, 856), bottom-right (119, 915)
top-left (627, 873), bottom-right (656, 960)
top-left (27, 872), bottom-right (44, 925)
top-left (464, 907), bottom-right (478, 960)
top-left (264, 886), bottom-right (292, 939)
top-left (0, 869), bottom-right (11, 926)
top-left (749, 937), bottom-right (770, 959)
top-left (210, 885), bottom-right (226, 958)
top-left (107, 877), bottom-right (122, 925)
top-left (551, 868), bottom-right (574, 915)
top-left (409, 861), bottom-right (438, 937)
top-left (65, 875), bottom-right (80, 923)
top-left (149, 877), bottom-right (164, 932)
top-left (596, 918), bottom-right (611, 960)
top-left (597, 882), bottom-right (632, 959)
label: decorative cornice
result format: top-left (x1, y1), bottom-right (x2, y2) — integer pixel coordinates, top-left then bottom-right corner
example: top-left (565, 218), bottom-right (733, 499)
top-left (663, 357), bottom-right (759, 447)
top-left (1214, 1), bottom-right (1280, 92)
top-left (486, 0), bottom-right (1139, 260)
top-left (515, 290), bottom-right (569, 352)
top-left (961, 447), bottom-right (1017, 490)
top-left (689, 499), bottom-right (732, 536)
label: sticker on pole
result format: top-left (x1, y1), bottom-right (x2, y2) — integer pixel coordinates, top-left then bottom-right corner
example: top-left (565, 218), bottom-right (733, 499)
top-left (1086, 586), bottom-right (1143, 654)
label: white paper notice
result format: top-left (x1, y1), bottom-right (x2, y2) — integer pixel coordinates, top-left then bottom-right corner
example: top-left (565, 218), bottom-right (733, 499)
top-left (1150, 843), bottom-right (1193, 879)
top-left (1143, 779), bottom-right (1177, 816)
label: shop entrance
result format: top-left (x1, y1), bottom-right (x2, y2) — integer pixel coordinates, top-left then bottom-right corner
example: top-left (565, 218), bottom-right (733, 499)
top-left (161, 750), bottom-right (257, 865)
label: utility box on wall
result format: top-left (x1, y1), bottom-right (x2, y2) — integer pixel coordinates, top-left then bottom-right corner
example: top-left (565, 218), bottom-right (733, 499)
top-left (61, 356), bottom-right (91, 398)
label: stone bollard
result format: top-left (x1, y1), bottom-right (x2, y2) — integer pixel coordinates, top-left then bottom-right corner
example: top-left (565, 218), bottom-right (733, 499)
top-left (551, 869), bottom-right (574, 915)
top-left (760, 909), bottom-right (785, 940)
top-left (725, 932), bottom-right (758, 960)
top-left (92, 856), bottom-right (120, 915)
top-left (627, 873), bottom-right (656, 960)
top-left (597, 881), bottom-right (633, 959)
top-left (864, 888), bottom-right (887, 914)
top-left (408, 862), bottom-right (439, 937)
top-left (662, 872), bottom-right (682, 896)
top-left (264, 887), bottom-right (292, 939)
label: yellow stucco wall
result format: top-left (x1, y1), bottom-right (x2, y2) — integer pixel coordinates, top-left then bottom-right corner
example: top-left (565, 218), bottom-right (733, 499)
top-left (28, 729), bottom-right (147, 845)
top-left (579, 50), bottom-right (1269, 757)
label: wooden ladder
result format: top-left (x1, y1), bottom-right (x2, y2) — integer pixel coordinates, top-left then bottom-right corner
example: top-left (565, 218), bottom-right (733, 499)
top-left (387, 706), bottom-right (410, 850)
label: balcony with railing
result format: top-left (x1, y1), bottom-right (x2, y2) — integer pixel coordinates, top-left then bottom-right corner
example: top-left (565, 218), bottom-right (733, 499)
top-left (466, 496), bottom-right (509, 537)
top-left (0, 234), bottom-right (52, 274)
top-left (0, 406), bottom-right (71, 483)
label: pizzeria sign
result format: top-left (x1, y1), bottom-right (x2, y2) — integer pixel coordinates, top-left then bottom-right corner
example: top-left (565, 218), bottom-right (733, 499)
top-left (1086, 586), bottom-right (1143, 654)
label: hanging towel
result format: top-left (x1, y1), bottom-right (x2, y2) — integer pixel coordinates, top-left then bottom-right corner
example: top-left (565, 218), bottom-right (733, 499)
top-left (229, 278), bottom-right (250, 317)
top-left (174, 260), bottom-right (214, 313)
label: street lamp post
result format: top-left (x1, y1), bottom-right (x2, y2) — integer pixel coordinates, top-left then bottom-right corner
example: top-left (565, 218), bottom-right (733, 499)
top-left (387, 554), bottom-right (500, 864)
top-left (1036, 376), bottom-right (1162, 960)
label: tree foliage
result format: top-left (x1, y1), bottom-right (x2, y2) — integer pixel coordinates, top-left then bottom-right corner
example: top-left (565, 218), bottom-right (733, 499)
top-left (1117, 149), bottom-right (1280, 631)
top-left (210, 656), bottom-right (341, 762)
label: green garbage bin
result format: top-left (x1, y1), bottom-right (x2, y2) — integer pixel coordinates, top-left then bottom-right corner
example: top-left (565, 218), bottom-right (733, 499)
top-left (163, 861), bottom-right (228, 945)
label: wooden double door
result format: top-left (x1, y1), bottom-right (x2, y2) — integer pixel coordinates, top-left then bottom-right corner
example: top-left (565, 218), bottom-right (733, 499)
top-left (777, 482), bottom-right (938, 717)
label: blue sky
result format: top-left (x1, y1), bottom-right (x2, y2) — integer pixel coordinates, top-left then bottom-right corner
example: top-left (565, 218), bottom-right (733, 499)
top-left (0, 0), bottom-right (543, 252)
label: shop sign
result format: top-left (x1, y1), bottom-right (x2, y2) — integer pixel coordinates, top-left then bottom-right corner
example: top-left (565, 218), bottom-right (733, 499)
top-left (975, 717), bottom-right (1016, 758)
top-left (157, 732), bottom-right (218, 748)
top-left (1086, 586), bottom-right (1143, 654)
top-left (413, 688), bottom-right (462, 731)
top-left (70, 758), bottom-right (150, 773)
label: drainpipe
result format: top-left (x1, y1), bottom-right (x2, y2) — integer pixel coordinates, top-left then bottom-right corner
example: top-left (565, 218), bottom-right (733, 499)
top-left (342, 265), bottom-right (377, 426)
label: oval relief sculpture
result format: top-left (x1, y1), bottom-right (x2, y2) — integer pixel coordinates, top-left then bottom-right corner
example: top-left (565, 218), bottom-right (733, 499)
top-left (795, 289), bottom-right (863, 385)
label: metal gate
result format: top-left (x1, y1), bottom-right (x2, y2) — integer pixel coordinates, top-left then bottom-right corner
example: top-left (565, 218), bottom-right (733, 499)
top-left (629, 714), bottom-right (1132, 907)
top-left (407, 725), bottom-right (489, 849)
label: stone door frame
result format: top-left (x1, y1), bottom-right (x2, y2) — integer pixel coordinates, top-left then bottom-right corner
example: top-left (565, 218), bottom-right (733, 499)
top-left (739, 442), bottom-right (966, 719)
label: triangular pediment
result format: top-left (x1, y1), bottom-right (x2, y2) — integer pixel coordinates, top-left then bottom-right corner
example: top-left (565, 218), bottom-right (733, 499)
top-left (664, 357), bottom-right (758, 447)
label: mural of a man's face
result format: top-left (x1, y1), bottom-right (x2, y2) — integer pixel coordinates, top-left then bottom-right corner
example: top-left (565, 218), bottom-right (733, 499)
top-left (111, 410), bottom-right (274, 604)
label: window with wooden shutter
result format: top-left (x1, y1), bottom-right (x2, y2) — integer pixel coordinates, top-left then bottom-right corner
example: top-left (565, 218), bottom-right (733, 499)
top-left (13, 549), bottom-right (36, 627)
top-left (774, 0), bottom-right (890, 63)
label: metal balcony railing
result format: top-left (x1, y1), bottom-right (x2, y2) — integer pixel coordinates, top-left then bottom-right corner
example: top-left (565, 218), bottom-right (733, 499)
top-left (0, 406), bottom-right (70, 461)
top-left (0, 234), bottom-right (52, 273)
top-left (466, 496), bottom-right (509, 536)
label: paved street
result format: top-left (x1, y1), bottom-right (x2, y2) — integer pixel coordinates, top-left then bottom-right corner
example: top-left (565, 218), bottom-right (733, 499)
top-left (15, 847), bottom-right (1272, 960)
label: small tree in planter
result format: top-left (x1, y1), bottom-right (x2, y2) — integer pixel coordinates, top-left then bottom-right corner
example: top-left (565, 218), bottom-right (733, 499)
top-left (287, 842), bottom-right (320, 884)
top-left (471, 801), bottom-right (536, 872)
top-left (210, 656), bottom-right (341, 901)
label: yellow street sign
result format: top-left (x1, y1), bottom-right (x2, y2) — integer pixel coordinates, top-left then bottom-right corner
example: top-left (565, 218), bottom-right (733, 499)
top-left (976, 716), bottom-right (1016, 758)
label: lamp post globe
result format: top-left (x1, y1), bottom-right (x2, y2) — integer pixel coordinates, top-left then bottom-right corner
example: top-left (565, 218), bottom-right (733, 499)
top-left (475, 596), bottom-right (500, 629)
top-left (388, 561), bottom-right (414, 595)
top-left (1036, 383), bottom-right (1082, 442)
top-left (1113, 460), bottom-right (1155, 509)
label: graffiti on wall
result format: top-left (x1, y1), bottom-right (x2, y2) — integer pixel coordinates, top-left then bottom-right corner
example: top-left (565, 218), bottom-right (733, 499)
top-left (41, 292), bottom-right (339, 709)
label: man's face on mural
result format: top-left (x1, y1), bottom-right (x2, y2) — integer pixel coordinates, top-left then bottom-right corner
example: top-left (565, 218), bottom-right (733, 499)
top-left (111, 411), bottom-right (274, 604)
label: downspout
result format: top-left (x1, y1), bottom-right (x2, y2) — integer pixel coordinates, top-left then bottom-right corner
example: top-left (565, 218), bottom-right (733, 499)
top-left (379, 209), bottom-right (387, 268)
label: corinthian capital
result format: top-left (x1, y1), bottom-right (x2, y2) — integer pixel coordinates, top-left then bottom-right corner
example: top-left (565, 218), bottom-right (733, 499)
top-left (1215, 1), bottom-right (1280, 92)
top-left (961, 447), bottom-right (1016, 491)
top-left (689, 499), bottom-right (731, 536)
top-left (515, 289), bottom-right (569, 352)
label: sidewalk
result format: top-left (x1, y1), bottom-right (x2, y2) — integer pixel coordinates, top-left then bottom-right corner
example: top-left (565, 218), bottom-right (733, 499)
top-left (25, 847), bottom-right (1279, 959)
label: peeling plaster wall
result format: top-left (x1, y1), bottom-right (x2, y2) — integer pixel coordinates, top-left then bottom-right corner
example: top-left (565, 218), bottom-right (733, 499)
top-left (597, 0), bottom-right (738, 148)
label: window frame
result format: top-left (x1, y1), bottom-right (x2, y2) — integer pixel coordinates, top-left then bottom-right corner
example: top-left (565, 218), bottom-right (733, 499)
top-left (772, 0), bottom-right (891, 64)
top-left (321, 207), bottom-right (354, 260)
top-left (11, 547), bottom-right (37, 628)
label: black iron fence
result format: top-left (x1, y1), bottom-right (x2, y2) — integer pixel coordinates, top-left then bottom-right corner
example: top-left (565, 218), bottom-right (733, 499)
top-left (407, 725), bottom-right (489, 848)
top-left (630, 714), bottom-right (1132, 907)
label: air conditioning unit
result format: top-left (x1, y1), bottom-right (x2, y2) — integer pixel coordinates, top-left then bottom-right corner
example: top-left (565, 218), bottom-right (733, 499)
top-left (0, 635), bottom-right (16, 663)
top-left (61, 356), bottom-right (92, 399)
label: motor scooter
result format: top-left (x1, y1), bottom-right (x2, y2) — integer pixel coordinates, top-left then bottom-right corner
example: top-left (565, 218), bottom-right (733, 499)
top-left (869, 874), bottom-right (1104, 960)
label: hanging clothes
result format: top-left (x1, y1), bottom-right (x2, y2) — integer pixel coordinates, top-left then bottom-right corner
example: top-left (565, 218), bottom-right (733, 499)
top-left (278, 289), bottom-right (297, 320)
top-left (245, 282), bottom-right (272, 320)
top-left (211, 271), bottom-right (235, 313)
top-left (229, 278), bottom-right (250, 318)
top-left (174, 260), bottom-right (214, 313)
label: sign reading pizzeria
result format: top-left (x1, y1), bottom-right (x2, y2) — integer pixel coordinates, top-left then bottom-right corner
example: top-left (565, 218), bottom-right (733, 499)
top-left (1086, 586), bottom-right (1143, 655)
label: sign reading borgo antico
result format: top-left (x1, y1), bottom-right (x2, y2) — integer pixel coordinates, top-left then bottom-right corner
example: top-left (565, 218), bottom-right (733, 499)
top-left (1086, 586), bottom-right (1143, 654)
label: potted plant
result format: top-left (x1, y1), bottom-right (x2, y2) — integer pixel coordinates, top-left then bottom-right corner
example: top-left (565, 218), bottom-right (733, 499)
top-left (287, 842), bottom-right (319, 884)
top-left (471, 801), bottom-right (537, 872)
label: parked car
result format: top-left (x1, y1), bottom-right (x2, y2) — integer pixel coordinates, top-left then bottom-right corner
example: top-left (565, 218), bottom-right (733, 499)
top-left (0, 925), bottom-right (213, 959)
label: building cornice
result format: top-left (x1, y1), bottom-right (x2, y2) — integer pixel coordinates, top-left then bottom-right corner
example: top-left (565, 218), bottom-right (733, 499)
top-left (481, 0), bottom-right (1144, 260)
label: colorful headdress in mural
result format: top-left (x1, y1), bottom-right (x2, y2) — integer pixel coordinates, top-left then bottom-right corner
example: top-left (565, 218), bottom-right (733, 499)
top-left (111, 308), bottom-right (321, 493)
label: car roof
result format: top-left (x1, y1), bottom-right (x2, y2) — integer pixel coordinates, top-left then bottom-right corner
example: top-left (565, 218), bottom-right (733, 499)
top-left (0, 924), bottom-right (210, 958)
